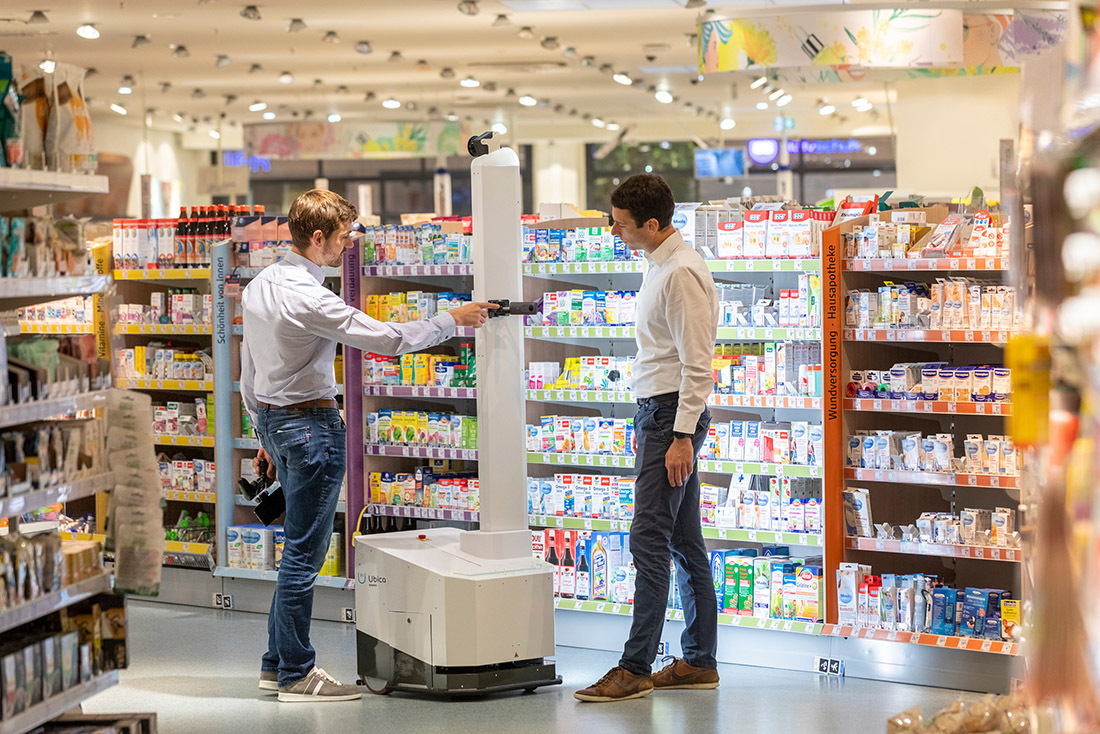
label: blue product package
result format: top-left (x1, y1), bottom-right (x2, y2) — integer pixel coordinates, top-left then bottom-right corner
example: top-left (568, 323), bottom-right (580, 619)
top-left (982, 616), bottom-right (1003, 640)
top-left (596, 291), bottom-right (607, 325)
top-left (762, 546), bottom-right (790, 556)
top-left (931, 587), bottom-right (958, 635)
top-left (614, 234), bottom-right (627, 261)
top-left (625, 421), bottom-right (635, 457)
top-left (710, 550), bottom-right (728, 609)
top-left (737, 548), bottom-right (759, 558)
top-left (960, 588), bottom-right (990, 637)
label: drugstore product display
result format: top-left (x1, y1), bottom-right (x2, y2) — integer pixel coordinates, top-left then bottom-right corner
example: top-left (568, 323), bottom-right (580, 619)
top-left (226, 525), bottom-right (344, 577)
top-left (15, 298), bottom-right (95, 332)
top-left (0, 215), bottom-right (98, 279)
top-left (368, 466), bottom-right (480, 512)
top-left (365, 344), bottom-right (477, 388)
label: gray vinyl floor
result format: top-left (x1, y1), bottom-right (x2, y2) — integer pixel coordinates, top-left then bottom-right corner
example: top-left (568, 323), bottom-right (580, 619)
top-left (80, 600), bottom-right (979, 734)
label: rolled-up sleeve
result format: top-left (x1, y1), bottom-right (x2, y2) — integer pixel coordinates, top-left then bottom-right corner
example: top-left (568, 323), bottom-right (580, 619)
top-left (666, 268), bottom-right (718, 434)
top-left (296, 289), bottom-right (457, 356)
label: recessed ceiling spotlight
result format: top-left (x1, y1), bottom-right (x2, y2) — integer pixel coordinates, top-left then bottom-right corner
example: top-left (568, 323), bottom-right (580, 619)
top-left (655, 90), bottom-right (673, 104)
top-left (755, 101), bottom-right (768, 110)
top-left (335, 85), bottom-right (349, 94)
top-left (457, 1), bottom-right (479, 15)
top-left (445, 112), bottom-right (459, 121)
top-left (599, 63), bottom-right (613, 75)
top-left (769, 88), bottom-right (784, 101)
top-left (328, 113), bottom-right (341, 122)
top-left (249, 63), bottom-right (263, 73)
top-left (492, 14), bottom-right (510, 27)
top-left (720, 117), bottom-right (736, 130)
top-left (541, 36), bottom-right (559, 50)
top-left (591, 118), bottom-right (606, 128)
top-left (110, 103), bottom-right (127, 115)
top-left (76, 24), bottom-right (99, 39)
top-left (288, 18), bottom-right (306, 33)
top-left (279, 71), bottom-right (294, 84)
top-left (777, 94), bottom-right (792, 107)
top-left (483, 81), bottom-right (497, 92)
top-left (414, 59), bottom-right (430, 71)
top-left (224, 94), bottom-right (238, 105)
top-left (312, 78), bottom-right (323, 89)
top-left (382, 98), bottom-right (401, 109)
top-left (209, 129), bottom-right (221, 139)
top-left (750, 76), bottom-right (768, 89)
top-left (581, 56), bottom-right (596, 68)
top-left (685, 0), bottom-right (706, 8)
top-left (323, 31), bottom-right (340, 44)
top-left (240, 5), bottom-right (261, 20)
top-left (561, 46), bottom-right (578, 60)
top-left (27, 10), bottom-right (48, 24)
top-left (159, 81), bottom-right (171, 93)
top-left (818, 103), bottom-right (836, 115)
top-left (518, 95), bottom-right (537, 107)
top-left (249, 101), bottom-right (267, 111)
top-left (613, 73), bottom-right (632, 86)
top-left (364, 91), bottom-right (376, 101)
top-left (517, 26), bottom-right (534, 39)
top-left (354, 40), bottom-right (372, 54)
top-left (215, 54), bottom-right (231, 67)
top-left (172, 45), bottom-right (190, 58)
top-left (132, 34), bottom-right (150, 48)
top-left (85, 67), bottom-right (97, 78)
top-left (606, 122), bottom-right (621, 131)
top-left (172, 112), bottom-right (185, 123)
top-left (491, 121), bottom-right (507, 135)
top-left (553, 103), bottom-right (564, 113)
top-left (388, 51), bottom-right (403, 63)
top-left (192, 88), bottom-right (205, 98)
top-left (460, 76), bottom-right (479, 88)
top-left (118, 75), bottom-right (134, 94)
top-left (440, 67), bottom-right (455, 79)
top-left (262, 111), bottom-right (276, 120)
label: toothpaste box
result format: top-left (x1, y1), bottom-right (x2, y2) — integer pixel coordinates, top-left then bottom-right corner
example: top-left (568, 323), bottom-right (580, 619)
top-left (710, 550), bottom-right (729, 610)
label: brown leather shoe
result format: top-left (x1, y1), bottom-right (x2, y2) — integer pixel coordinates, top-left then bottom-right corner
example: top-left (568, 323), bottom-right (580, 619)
top-left (574, 666), bottom-right (654, 702)
top-left (651, 657), bottom-right (720, 690)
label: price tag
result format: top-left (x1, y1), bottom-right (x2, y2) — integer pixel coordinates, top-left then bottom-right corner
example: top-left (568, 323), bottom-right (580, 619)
top-left (874, 470), bottom-right (884, 482)
top-left (737, 328), bottom-right (747, 339)
top-left (783, 620), bottom-right (794, 632)
top-left (980, 639), bottom-right (993, 652)
top-left (718, 528), bottom-right (727, 539)
top-left (992, 403), bottom-right (1002, 415)
top-left (831, 625), bottom-right (843, 636)
top-left (542, 452), bottom-right (550, 463)
top-left (614, 262), bottom-right (623, 273)
top-left (612, 603), bottom-right (623, 614)
top-left (581, 326), bottom-right (591, 337)
top-left (735, 463), bottom-right (744, 474)
top-left (946, 402), bottom-right (957, 413)
top-left (967, 474), bottom-right (978, 486)
top-left (765, 328), bottom-right (774, 339)
top-left (794, 259), bottom-right (803, 270)
top-left (991, 548), bottom-right (1001, 560)
top-left (883, 260), bottom-right (893, 271)
top-left (959, 546), bottom-right (971, 558)
top-left (873, 399), bottom-right (882, 411)
top-left (949, 258), bottom-right (960, 269)
top-left (907, 260), bottom-right (918, 270)
top-left (966, 258), bottom-right (977, 270)
top-left (775, 465), bottom-right (784, 476)
top-left (965, 331), bottom-right (974, 342)
top-left (568, 390), bottom-right (578, 402)
top-left (770, 619), bottom-right (782, 630)
top-left (596, 602), bottom-right (607, 612)
top-left (875, 538), bottom-right (885, 552)
top-left (890, 400), bottom-right (900, 412)
top-left (553, 454), bottom-right (563, 464)
top-left (556, 517), bottom-right (564, 528)
top-left (955, 637), bottom-right (968, 649)
top-left (810, 467), bottom-right (820, 478)
top-left (887, 630), bottom-right (898, 641)
top-left (941, 331), bottom-right (951, 341)
top-left (747, 529), bottom-right (758, 542)
top-left (887, 471), bottom-right (897, 483)
top-left (990, 476), bottom-right (1000, 488)
top-left (584, 518), bottom-right (592, 530)
top-left (574, 599), bottom-right (584, 610)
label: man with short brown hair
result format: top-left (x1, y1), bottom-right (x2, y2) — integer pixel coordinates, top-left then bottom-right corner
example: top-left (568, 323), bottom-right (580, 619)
top-left (241, 189), bottom-right (495, 702)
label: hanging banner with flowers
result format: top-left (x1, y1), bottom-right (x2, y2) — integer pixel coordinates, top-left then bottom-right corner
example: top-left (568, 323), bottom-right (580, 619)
top-left (699, 9), bottom-right (1065, 75)
top-left (243, 120), bottom-right (468, 160)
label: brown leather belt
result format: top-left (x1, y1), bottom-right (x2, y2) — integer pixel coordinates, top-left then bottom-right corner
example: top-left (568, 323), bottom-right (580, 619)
top-left (259, 399), bottom-right (339, 411)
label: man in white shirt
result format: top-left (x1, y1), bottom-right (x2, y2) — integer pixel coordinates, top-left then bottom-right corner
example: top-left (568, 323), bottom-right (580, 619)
top-left (240, 190), bottom-right (494, 702)
top-left (576, 174), bottom-right (719, 703)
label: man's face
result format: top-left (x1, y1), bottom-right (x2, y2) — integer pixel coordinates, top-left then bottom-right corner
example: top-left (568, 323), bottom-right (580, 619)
top-left (610, 206), bottom-right (649, 251)
top-left (319, 221), bottom-right (355, 267)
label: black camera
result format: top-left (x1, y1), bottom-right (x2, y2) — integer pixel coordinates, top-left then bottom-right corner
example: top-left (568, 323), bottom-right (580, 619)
top-left (487, 299), bottom-right (538, 318)
top-left (239, 458), bottom-right (286, 526)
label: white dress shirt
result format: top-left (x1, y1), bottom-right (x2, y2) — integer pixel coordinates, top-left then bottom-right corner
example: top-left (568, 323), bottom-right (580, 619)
top-left (631, 230), bottom-right (719, 435)
top-left (240, 251), bottom-right (455, 423)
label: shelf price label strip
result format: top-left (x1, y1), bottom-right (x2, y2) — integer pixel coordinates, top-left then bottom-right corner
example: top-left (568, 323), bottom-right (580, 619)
top-left (844, 467), bottom-right (1018, 490)
top-left (819, 624), bottom-right (1017, 655)
top-left (843, 258), bottom-right (1005, 272)
top-left (367, 503), bottom-right (478, 523)
top-left (845, 536), bottom-right (1020, 562)
top-left (845, 398), bottom-right (1010, 416)
top-left (525, 453), bottom-right (821, 478)
top-left (365, 445), bottom-right (478, 461)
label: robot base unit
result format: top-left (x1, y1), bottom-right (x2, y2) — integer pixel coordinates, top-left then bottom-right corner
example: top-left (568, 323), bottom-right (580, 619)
top-left (354, 528), bottom-right (559, 696)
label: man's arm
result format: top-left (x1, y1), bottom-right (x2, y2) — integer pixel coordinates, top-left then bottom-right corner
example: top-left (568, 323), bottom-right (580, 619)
top-left (667, 268), bottom-right (718, 435)
top-left (297, 290), bottom-right (495, 356)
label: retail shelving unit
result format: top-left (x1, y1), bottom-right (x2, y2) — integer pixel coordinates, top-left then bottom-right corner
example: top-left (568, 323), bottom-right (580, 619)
top-left (0, 170), bottom-right (126, 733)
top-left (821, 210), bottom-right (1023, 692)
top-left (111, 254), bottom-right (218, 572)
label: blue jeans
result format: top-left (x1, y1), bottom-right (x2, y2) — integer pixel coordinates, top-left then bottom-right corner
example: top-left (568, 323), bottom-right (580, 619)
top-left (619, 399), bottom-right (716, 675)
top-left (255, 406), bottom-right (346, 687)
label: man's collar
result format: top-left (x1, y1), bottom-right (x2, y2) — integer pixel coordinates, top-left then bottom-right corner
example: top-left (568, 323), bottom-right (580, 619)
top-left (644, 229), bottom-right (684, 266)
top-left (283, 250), bottom-right (325, 284)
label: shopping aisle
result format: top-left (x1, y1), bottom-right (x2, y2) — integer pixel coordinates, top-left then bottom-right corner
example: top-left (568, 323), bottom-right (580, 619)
top-left (80, 601), bottom-right (976, 733)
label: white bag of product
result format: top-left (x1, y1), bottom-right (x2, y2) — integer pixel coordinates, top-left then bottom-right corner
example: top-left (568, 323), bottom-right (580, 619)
top-left (46, 63), bottom-right (96, 173)
top-left (16, 64), bottom-right (49, 169)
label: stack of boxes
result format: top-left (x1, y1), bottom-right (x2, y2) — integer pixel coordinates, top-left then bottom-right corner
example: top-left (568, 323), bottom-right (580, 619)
top-left (365, 290), bottom-right (472, 324)
top-left (366, 343), bottom-right (476, 388)
top-left (523, 225), bottom-right (634, 263)
top-left (710, 548), bottom-right (824, 623)
top-left (716, 279), bottom-right (821, 329)
top-left (366, 411), bottom-right (477, 450)
top-left (526, 474), bottom-right (634, 521)
top-left (115, 346), bottom-right (213, 382)
top-left (707, 476), bottom-right (822, 535)
top-left (539, 290), bottom-right (638, 327)
top-left (361, 222), bottom-right (470, 266)
top-left (845, 280), bottom-right (1018, 333)
top-left (846, 430), bottom-right (1020, 476)
top-left (713, 343), bottom-right (823, 398)
top-left (115, 290), bottom-right (212, 326)
top-left (152, 397), bottom-right (212, 437)
top-left (528, 416), bottom-right (634, 457)
top-left (368, 464), bottom-right (480, 512)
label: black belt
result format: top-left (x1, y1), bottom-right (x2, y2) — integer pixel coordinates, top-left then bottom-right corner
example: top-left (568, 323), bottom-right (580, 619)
top-left (259, 399), bottom-right (339, 411)
top-left (636, 391), bottom-right (678, 407)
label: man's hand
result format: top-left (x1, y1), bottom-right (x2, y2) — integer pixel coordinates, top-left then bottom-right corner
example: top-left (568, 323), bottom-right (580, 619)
top-left (254, 448), bottom-right (277, 480)
top-left (448, 302), bottom-right (500, 328)
top-left (665, 437), bottom-right (694, 488)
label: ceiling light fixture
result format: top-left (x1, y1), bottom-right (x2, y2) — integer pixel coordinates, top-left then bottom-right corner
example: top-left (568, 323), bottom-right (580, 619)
top-left (159, 81), bottom-right (171, 93)
top-left (288, 18), bottom-right (306, 33)
top-left (777, 94), bottom-right (792, 107)
top-left (613, 73), bottom-right (632, 86)
top-left (76, 23), bottom-right (99, 39)
top-left (769, 88), bottom-right (785, 101)
top-left (686, 0), bottom-right (707, 7)
top-left (655, 90), bottom-right (673, 104)
top-left (118, 75), bottom-right (134, 94)
top-left (855, 101), bottom-right (873, 112)
top-left (279, 71), bottom-right (294, 84)
top-left (720, 117), bottom-right (736, 130)
top-left (110, 103), bottom-right (127, 115)
top-left (382, 98), bottom-right (401, 109)
top-left (445, 112), bottom-right (459, 121)
top-left (540, 36), bottom-right (559, 50)
top-left (517, 26), bottom-right (534, 40)
top-left (132, 34), bottom-right (150, 48)
top-left (591, 118), bottom-right (606, 128)
top-left (388, 51), bottom-right (403, 63)
top-left (440, 68), bottom-right (455, 79)
top-left (581, 56), bottom-right (595, 68)
top-left (562, 46), bottom-right (578, 60)
top-left (492, 14), bottom-right (510, 27)
top-left (172, 45), bottom-right (190, 58)
top-left (491, 122), bottom-right (507, 135)
top-left (323, 31), bottom-right (340, 44)
top-left (262, 111), bottom-right (276, 120)
top-left (209, 129), bottom-right (221, 139)
top-left (249, 101), bottom-right (267, 111)
top-left (192, 88), bottom-right (205, 98)
top-left (38, 58), bottom-right (55, 74)
top-left (818, 103), bottom-right (836, 115)
top-left (414, 59), bottom-right (430, 71)
top-left (172, 113), bottom-right (185, 123)
top-left (328, 113), bottom-right (341, 122)
top-left (482, 81), bottom-right (497, 92)
top-left (28, 10), bottom-right (48, 24)
top-left (606, 122), bottom-right (621, 131)
top-left (336, 85), bottom-right (349, 94)
top-left (354, 40), bottom-right (372, 54)
top-left (518, 95), bottom-right (537, 107)
top-left (756, 101), bottom-right (768, 110)
top-left (750, 76), bottom-right (768, 89)
top-left (215, 54), bottom-right (231, 67)
top-left (851, 97), bottom-right (868, 107)
top-left (460, 76), bottom-right (480, 88)
top-left (457, 1), bottom-right (479, 15)
top-left (240, 5), bottom-right (261, 20)
top-left (364, 91), bottom-right (376, 101)
top-left (599, 63), bottom-right (613, 75)
top-left (249, 63), bottom-right (263, 73)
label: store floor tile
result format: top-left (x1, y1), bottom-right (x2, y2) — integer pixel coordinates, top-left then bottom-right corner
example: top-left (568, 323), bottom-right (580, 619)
top-left (82, 600), bottom-right (979, 733)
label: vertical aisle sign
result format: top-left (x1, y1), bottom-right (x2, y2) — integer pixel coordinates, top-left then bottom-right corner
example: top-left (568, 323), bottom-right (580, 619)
top-left (821, 220), bottom-right (846, 625)
top-left (343, 243), bottom-right (364, 573)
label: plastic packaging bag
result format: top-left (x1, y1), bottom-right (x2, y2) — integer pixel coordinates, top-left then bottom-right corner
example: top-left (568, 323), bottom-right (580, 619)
top-left (16, 64), bottom-right (48, 170)
top-left (46, 63), bottom-right (95, 173)
top-left (0, 53), bottom-right (23, 168)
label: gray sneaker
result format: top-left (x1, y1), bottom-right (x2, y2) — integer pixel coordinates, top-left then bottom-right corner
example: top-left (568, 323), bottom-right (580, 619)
top-left (259, 671), bottom-right (278, 692)
top-left (277, 667), bottom-right (362, 703)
